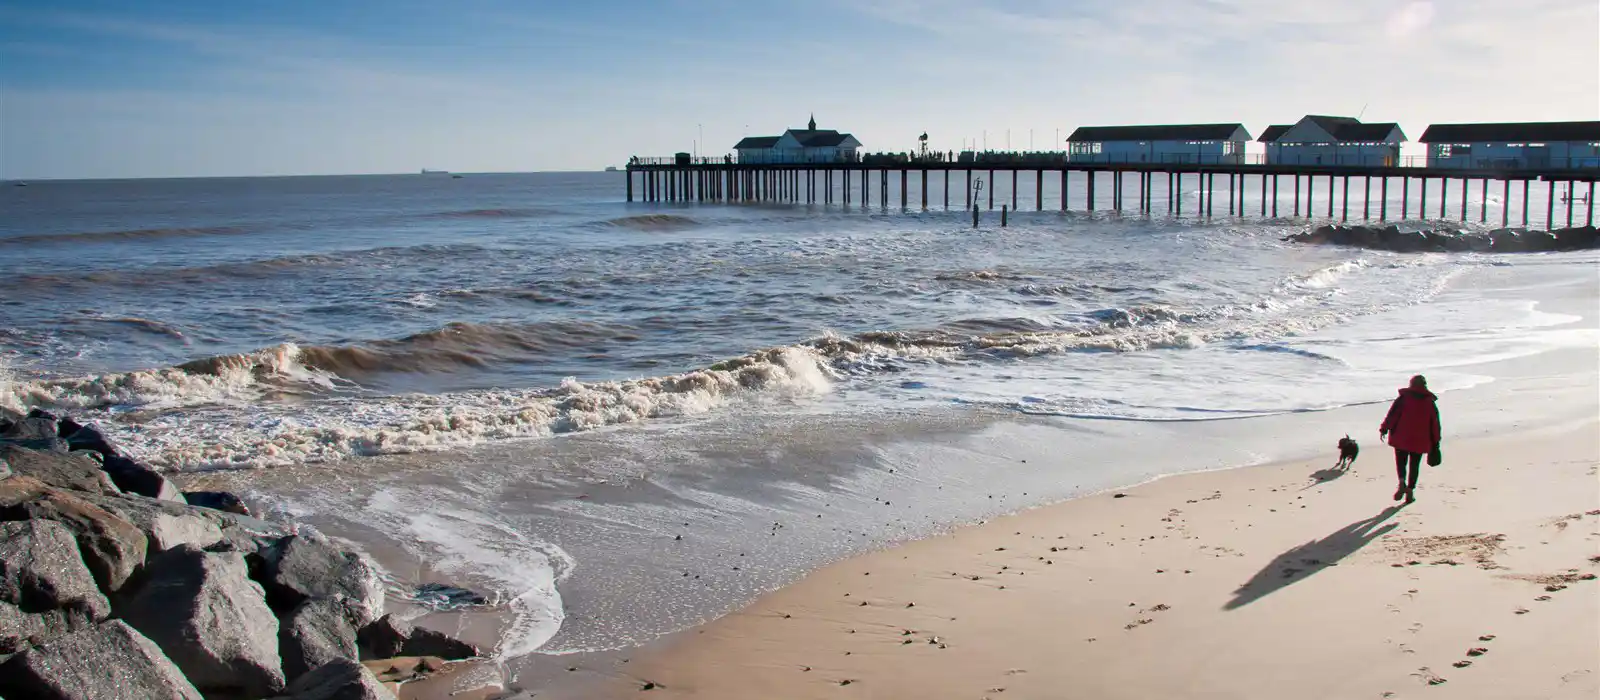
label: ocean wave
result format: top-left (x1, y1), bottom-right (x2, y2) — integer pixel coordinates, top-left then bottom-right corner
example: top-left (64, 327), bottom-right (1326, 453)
top-left (418, 208), bottom-right (553, 219)
top-left (0, 225), bottom-right (255, 247)
top-left (599, 214), bottom-right (701, 230)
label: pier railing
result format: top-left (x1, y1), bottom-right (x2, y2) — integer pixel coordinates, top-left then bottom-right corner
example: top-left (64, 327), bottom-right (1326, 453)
top-left (628, 152), bottom-right (1600, 171)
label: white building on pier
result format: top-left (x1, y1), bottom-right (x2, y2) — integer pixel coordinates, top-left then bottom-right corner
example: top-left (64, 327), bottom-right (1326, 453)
top-left (1260, 115), bottom-right (1405, 167)
top-left (1418, 121), bottom-right (1600, 170)
top-left (733, 115), bottom-right (861, 164)
top-left (1066, 124), bottom-right (1252, 164)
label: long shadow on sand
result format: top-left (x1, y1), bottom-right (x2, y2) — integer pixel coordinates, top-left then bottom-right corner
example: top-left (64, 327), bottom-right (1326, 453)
top-left (1223, 505), bottom-right (1403, 610)
top-left (1302, 464), bottom-right (1351, 488)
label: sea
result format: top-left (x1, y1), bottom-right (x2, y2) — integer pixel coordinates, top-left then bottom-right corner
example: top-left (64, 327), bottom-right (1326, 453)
top-left (2, 171), bottom-right (1595, 690)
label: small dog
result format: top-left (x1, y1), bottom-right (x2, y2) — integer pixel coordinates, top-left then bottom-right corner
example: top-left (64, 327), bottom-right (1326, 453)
top-left (1336, 435), bottom-right (1360, 469)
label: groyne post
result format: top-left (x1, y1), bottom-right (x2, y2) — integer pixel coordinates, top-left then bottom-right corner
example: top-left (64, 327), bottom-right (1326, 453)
top-left (1001, 204), bottom-right (1008, 227)
top-left (973, 203), bottom-right (980, 227)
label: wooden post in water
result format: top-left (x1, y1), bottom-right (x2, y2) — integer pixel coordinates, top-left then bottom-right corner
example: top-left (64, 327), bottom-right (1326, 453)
top-left (1521, 179), bottom-right (1530, 226)
top-left (1479, 178), bottom-right (1488, 222)
top-left (1001, 204), bottom-right (1008, 227)
top-left (1260, 174), bottom-right (1267, 217)
top-left (1088, 171), bottom-right (1096, 212)
top-left (1271, 174), bottom-right (1278, 218)
top-left (1036, 170), bottom-right (1043, 211)
top-left (966, 170), bottom-right (973, 209)
top-left (988, 170), bottom-right (995, 210)
top-left (862, 168), bottom-right (869, 205)
top-left (1305, 174), bottom-right (1313, 218)
top-left (1461, 178), bottom-right (1469, 221)
top-left (1060, 170), bottom-right (1068, 211)
top-left (1341, 175), bottom-right (1350, 221)
top-left (1363, 177), bottom-right (1371, 220)
top-left (921, 170), bottom-right (928, 210)
top-left (1011, 170), bottom-right (1018, 210)
top-left (1501, 180), bottom-right (1510, 227)
top-left (1380, 177), bottom-right (1388, 221)
top-left (1589, 181), bottom-right (1597, 227)
top-left (1292, 174), bottom-right (1300, 217)
top-left (972, 203), bottom-right (979, 227)
top-left (1420, 178), bottom-right (1428, 219)
top-left (1166, 172), bottom-right (1173, 213)
top-left (1564, 180), bottom-right (1574, 228)
top-left (1175, 172), bottom-right (1182, 216)
top-left (626, 170), bottom-right (634, 202)
top-left (1440, 178), bottom-right (1449, 219)
top-left (943, 171), bottom-right (949, 209)
top-left (1325, 175), bottom-right (1334, 218)
top-left (1546, 180), bottom-right (1555, 231)
top-left (1206, 173), bottom-right (1214, 217)
top-left (901, 169), bottom-right (908, 209)
top-left (843, 170), bottom-right (850, 205)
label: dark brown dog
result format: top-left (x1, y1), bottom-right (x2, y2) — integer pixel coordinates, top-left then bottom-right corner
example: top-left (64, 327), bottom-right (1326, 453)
top-left (1336, 435), bottom-right (1360, 469)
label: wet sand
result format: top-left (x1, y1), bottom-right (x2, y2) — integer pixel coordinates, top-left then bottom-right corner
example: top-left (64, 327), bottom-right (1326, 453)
top-left (565, 414), bottom-right (1599, 700)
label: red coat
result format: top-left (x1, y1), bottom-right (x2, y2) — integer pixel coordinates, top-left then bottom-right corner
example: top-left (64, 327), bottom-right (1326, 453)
top-left (1381, 388), bottom-right (1441, 454)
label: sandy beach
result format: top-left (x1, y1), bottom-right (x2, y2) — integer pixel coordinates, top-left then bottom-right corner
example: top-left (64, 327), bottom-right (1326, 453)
top-left (555, 408), bottom-right (1599, 699)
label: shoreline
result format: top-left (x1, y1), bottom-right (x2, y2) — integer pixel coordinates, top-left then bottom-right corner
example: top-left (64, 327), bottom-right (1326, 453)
top-left (556, 414), bottom-right (1600, 699)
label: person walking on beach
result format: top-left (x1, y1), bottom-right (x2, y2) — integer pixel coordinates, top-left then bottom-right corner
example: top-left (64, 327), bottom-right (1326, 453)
top-left (1380, 375), bottom-right (1441, 504)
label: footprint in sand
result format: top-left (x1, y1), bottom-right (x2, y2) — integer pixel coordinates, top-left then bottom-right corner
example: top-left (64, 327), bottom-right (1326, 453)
top-left (1413, 667), bottom-right (1448, 686)
top-left (1454, 660), bottom-right (1473, 668)
top-left (1466, 647), bottom-right (1488, 657)
top-left (1479, 634), bottom-right (1496, 641)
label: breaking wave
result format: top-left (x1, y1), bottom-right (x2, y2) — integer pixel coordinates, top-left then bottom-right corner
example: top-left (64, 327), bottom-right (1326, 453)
top-left (599, 214), bottom-right (701, 230)
top-left (0, 225), bottom-right (256, 247)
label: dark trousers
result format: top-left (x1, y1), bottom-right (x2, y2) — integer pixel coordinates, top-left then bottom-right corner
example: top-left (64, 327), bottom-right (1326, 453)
top-left (1394, 449), bottom-right (1422, 489)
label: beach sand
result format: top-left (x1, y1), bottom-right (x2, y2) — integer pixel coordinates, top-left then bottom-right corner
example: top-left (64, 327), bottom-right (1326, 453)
top-left (556, 413), bottom-right (1599, 700)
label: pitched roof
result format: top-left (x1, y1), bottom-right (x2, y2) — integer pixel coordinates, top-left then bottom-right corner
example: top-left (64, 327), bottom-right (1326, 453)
top-left (1418, 121), bottom-right (1600, 143)
top-left (733, 136), bottom-right (781, 149)
top-left (1066, 124), bottom-right (1249, 142)
top-left (1258, 124), bottom-right (1291, 142)
top-left (1262, 115), bottom-right (1404, 143)
top-left (785, 129), bottom-right (855, 147)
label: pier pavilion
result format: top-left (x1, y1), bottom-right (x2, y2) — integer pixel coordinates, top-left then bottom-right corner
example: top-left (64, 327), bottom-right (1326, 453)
top-left (1066, 124), bottom-right (1251, 165)
top-left (1420, 121), bottom-right (1600, 170)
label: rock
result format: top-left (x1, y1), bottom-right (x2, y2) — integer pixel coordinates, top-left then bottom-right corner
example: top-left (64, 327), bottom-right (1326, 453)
top-left (120, 545), bottom-right (285, 697)
top-left (78, 491), bottom-right (227, 553)
top-left (1, 414), bottom-right (58, 442)
top-left (361, 656), bottom-right (445, 685)
top-left (0, 520), bottom-right (111, 652)
top-left (103, 455), bottom-right (183, 502)
top-left (0, 619), bottom-right (203, 700)
top-left (0, 476), bottom-right (148, 593)
top-left (183, 490), bottom-right (251, 515)
top-left (271, 658), bottom-right (395, 700)
top-left (260, 534), bottom-right (382, 624)
top-left (281, 597), bottom-right (363, 681)
top-left (0, 443), bottom-right (120, 495)
top-left (413, 582), bottom-right (488, 610)
top-left (0, 600), bottom-right (100, 655)
top-left (356, 614), bottom-right (477, 661)
top-left (1523, 231), bottom-right (1559, 252)
top-left (1553, 225), bottom-right (1598, 250)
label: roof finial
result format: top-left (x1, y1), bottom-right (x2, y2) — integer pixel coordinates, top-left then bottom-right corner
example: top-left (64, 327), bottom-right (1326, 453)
top-left (808, 113), bottom-right (816, 131)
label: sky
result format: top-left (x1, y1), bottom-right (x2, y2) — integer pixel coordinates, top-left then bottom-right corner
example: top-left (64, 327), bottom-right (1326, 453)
top-left (1, 0), bottom-right (1596, 179)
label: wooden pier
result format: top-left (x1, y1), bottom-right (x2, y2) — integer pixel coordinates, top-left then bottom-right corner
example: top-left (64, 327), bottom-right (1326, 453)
top-left (624, 158), bottom-right (1599, 230)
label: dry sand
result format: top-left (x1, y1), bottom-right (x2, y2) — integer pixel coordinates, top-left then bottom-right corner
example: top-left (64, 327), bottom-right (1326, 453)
top-left (562, 416), bottom-right (1599, 700)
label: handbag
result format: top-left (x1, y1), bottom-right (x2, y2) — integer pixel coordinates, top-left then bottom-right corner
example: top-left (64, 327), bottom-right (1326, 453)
top-left (1427, 444), bottom-right (1442, 467)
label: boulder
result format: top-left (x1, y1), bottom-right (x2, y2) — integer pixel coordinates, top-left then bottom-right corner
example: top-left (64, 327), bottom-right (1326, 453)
top-left (1523, 231), bottom-right (1559, 252)
top-left (120, 545), bottom-right (285, 697)
top-left (78, 491), bottom-right (226, 553)
top-left (0, 477), bottom-right (148, 593)
top-left (183, 490), bottom-right (251, 515)
top-left (0, 619), bottom-right (203, 700)
top-left (260, 534), bottom-right (382, 625)
top-left (269, 658), bottom-right (395, 700)
top-left (0, 443), bottom-right (120, 495)
top-left (1489, 229), bottom-right (1526, 253)
top-left (102, 455), bottom-right (183, 503)
top-left (281, 596), bottom-right (363, 681)
top-left (1, 414), bottom-right (58, 442)
top-left (0, 600), bottom-right (100, 655)
top-left (0, 520), bottom-right (110, 615)
top-left (1553, 225), bottom-right (1598, 250)
top-left (356, 614), bottom-right (477, 661)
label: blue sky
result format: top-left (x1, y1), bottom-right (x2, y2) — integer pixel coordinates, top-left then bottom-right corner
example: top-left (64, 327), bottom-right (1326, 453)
top-left (1, 0), bottom-right (1595, 179)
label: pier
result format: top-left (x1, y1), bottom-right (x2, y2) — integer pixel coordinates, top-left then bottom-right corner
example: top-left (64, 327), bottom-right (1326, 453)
top-left (623, 156), bottom-right (1598, 230)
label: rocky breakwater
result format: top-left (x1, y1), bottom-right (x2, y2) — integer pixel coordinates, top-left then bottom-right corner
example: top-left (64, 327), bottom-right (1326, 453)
top-left (0, 409), bottom-right (482, 700)
top-left (1283, 224), bottom-right (1599, 253)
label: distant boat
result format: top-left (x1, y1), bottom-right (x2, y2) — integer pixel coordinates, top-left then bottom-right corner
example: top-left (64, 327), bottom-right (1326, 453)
top-left (421, 168), bottom-right (449, 175)
top-left (605, 166), bottom-right (619, 172)
top-left (451, 175), bottom-right (464, 179)
top-left (12, 182), bottom-right (26, 187)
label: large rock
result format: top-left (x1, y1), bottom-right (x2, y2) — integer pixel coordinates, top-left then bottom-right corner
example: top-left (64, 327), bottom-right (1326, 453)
top-left (0, 619), bottom-right (203, 700)
top-left (120, 545), bottom-right (285, 697)
top-left (78, 491), bottom-right (227, 553)
top-left (0, 476), bottom-right (148, 593)
top-left (59, 420), bottom-right (117, 457)
top-left (0, 443), bottom-right (120, 495)
top-left (1, 413), bottom-right (59, 442)
top-left (0, 520), bottom-right (111, 652)
top-left (183, 490), bottom-right (251, 515)
top-left (102, 455), bottom-right (183, 503)
top-left (260, 534), bottom-right (382, 625)
top-left (281, 597), bottom-right (363, 681)
top-left (269, 658), bottom-right (395, 700)
top-left (1554, 225), bottom-right (1598, 250)
top-left (356, 614), bottom-right (477, 661)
